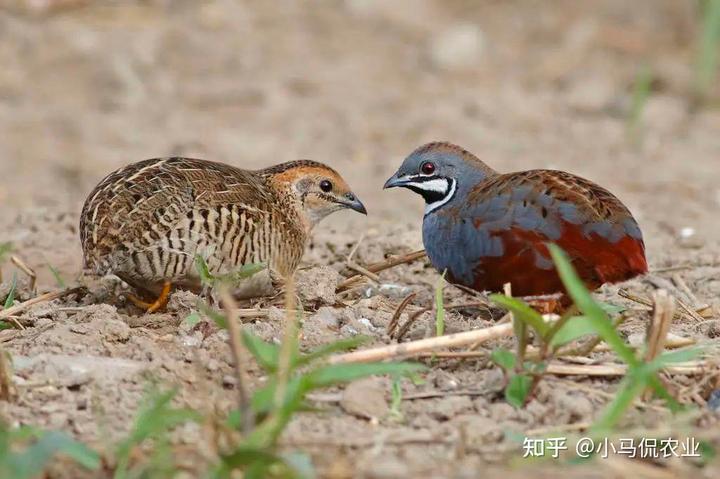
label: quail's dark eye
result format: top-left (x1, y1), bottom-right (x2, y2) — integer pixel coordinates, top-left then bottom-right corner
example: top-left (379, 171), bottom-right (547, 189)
top-left (420, 161), bottom-right (436, 175)
top-left (319, 180), bottom-right (333, 192)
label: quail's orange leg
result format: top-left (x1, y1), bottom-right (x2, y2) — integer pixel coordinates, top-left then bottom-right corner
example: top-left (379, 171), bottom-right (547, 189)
top-left (128, 281), bottom-right (172, 313)
top-left (524, 294), bottom-right (568, 316)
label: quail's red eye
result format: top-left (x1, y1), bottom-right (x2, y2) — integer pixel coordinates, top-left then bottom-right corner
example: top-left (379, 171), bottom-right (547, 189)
top-left (421, 162), bottom-right (436, 175)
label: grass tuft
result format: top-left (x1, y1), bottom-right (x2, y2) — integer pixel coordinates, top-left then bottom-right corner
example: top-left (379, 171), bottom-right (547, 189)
top-left (490, 243), bottom-right (698, 431)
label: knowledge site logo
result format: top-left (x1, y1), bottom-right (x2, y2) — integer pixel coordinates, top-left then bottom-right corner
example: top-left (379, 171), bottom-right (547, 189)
top-left (522, 436), bottom-right (702, 459)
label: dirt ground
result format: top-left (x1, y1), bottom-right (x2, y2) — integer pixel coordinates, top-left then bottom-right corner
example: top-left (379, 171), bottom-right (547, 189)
top-left (1, 1), bottom-right (720, 478)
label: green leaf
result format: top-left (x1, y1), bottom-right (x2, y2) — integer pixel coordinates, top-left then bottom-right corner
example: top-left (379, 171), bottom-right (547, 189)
top-left (653, 347), bottom-right (702, 365)
top-left (491, 348), bottom-right (516, 371)
top-left (242, 330), bottom-right (280, 372)
top-left (698, 440), bottom-right (717, 466)
top-left (523, 361), bottom-right (547, 374)
top-left (198, 301), bottom-right (227, 329)
top-left (592, 371), bottom-right (649, 432)
top-left (184, 311), bottom-right (201, 328)
top-left (549, 316), bottom-right (598, 347)
top-left (389, 377), bottom-right (403, 421)
top-left (219, 263), bottom-right (267, 283)
top-left (5, 430), bottom-right (100, 478)
top-left (547, 244), bottom-right (636, 365)
top-left (194, 255), bottom-right (215, 286)
top-left (548, 244), bottom-right (683, 422)
top-left (42, 432), bottom-right (100, 470)
top-left (597, 301), bottom-right (625, 315)
top-left (505, 374), bottom-right (532, 408)
top-left (489, 294), bottom-right (549, 336)
top-left (114, 387), bottom-right (201, 477)
top-left (221, 446), bottom-right (284, 468)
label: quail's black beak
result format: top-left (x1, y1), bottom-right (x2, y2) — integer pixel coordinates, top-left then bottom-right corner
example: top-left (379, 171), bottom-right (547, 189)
top-left (383, 174), bottom-right (411, 189)
top-left (342, 192), bottom-right (367, 215)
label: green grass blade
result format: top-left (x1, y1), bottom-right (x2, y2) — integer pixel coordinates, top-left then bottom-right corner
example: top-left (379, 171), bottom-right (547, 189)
top-left (220, 262), bottom-right (267, 283)
top-left (3, 274), bottom-right (17, 309)
top-left (627, 64), bottom-right (653, 138)
top-left (115, 387), bottom-right (200, 478)
top-left (592, 373), bottom-right (648, 432)
top-left (490, 348), bottom-right (516, 371)
top-left (198, 301), bottom-right (227, 329)
top-left (489, 294), bottom-right (549, 337)
top-left (696, 0), bottom-right (720, 98)
top-left (194, 255), bottom-right (215, 286)
top-left (435, 272), bottom-right (446, 337)
top-left (47, 265), bottom-right (66, 289)
top-left (547, 244), bottom-right (637, 365)
top-left (6, 430), bottom-right (100, 478)
top-left (549, 316), bottom-right (597, 347)
top-left (505, 374), bottom-right (532, 408)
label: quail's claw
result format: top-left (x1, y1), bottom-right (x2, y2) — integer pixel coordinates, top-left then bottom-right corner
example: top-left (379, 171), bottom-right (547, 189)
top-left (129, 281), bottom-right (172, 313)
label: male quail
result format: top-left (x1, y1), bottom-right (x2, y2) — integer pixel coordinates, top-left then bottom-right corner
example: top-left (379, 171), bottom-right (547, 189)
top-left (384, 142), bottom-right (647, 304)
top-left (80, 157), bottom-right (366, 311)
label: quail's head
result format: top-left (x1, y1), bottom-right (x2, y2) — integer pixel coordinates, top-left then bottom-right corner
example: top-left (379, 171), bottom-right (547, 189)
top-left (266, 161), bottom-right (366, 226)
top-left (384, 142), bottom-right (496, 215)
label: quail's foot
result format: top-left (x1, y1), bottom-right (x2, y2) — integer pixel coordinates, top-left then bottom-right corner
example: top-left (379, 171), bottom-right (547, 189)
top-left (128, 281), bottom-right (172, 313)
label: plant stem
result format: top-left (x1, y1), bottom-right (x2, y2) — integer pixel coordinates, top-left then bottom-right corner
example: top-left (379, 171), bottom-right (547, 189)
top-left (219, 286), bottom-right (254, 436)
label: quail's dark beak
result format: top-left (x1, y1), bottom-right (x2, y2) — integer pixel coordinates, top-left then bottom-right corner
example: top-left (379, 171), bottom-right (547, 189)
top-left (383, 174), bottom-right (411, 189)
top-left (342, 192), bottom-right (367, 215)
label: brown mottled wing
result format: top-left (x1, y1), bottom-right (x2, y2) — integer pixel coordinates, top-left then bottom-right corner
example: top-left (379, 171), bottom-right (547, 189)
top-left (80, 157), bottom-right (274, 270)
top-left (466, 169), bottom-right (635, 223)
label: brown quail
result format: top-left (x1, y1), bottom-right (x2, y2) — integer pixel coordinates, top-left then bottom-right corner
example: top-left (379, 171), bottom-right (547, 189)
top-left (80, 157), bottom-right (366, 311)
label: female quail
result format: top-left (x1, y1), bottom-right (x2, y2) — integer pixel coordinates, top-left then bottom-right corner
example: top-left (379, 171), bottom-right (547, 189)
top-left (384, 142), bottom-right (647, 303)
top-left (80, 157), bottom-right (366, 311)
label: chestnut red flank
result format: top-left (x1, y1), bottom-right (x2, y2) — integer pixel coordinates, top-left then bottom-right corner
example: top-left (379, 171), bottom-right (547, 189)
top-left (384, 142), bottom-right (648, 304)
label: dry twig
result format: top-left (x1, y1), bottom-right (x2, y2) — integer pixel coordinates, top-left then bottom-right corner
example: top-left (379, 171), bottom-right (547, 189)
top-left (395, 306), bottom-right (430, 342)
top-left (386, 292), bottom-right (417, 337)
top-left (645, 290), bottom-right (675, 363)
top-left (0, 345), bottom-right (15, 401)
top-left (274, 277), bottom-right (299, 409)
top-left (10, 255), bottom-right (36, 292)
top-left (336, 250), bottom-right (426, 292)
top-left (0, 287), bottom-right (84, 320)
top-left (219, 287), bottom-right (254, 435)
top-left (546, 361), bottom-right (709, 377)
top-left (619, 289), bottom-right (707, 322)
top-left (329, 322), bottom-right (514, 364)
top-left (671, 274), bottom-right (700, 307)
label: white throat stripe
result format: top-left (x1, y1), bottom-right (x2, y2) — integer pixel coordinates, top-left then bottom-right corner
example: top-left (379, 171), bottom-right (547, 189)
top-left (425, 179), bottom-right (456, 215)
top-left (410, 177), bottom-right (450, 194)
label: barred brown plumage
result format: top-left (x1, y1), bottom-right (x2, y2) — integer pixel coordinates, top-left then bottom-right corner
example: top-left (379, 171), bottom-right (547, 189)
top-left (80, 157), bottom-right (366, 310)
